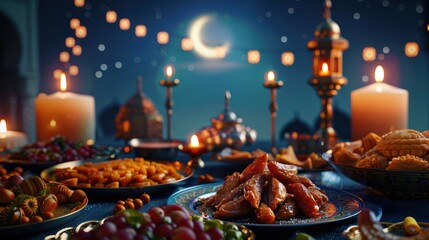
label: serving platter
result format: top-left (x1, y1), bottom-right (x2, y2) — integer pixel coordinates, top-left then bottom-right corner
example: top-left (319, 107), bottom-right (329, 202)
top-left (167, 182), bottom-right (365, 228)
top-left (40, 159), bottom-right (194, 198)
top-left (0, 195), bottom-right (88, 237)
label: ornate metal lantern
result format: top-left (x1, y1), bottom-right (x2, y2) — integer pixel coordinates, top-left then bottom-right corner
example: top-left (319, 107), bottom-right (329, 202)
top-left (307, 0), bottom-right (349, 150)
top-left (115, 77), bottom-right (163, 141)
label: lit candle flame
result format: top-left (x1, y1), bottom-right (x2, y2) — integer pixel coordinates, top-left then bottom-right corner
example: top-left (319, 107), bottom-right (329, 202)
top-left (60, 73), bottom-right (67, 92)
top-left (0, 119), bottom-right (7, 135)
top-left (165, 65), bottom-right (173, 78)
top-left (267, 71), bottom-right (275, 82)
top-left (190, 134), bottom-right (199, 148)
top-left (321, 62), bottom-right (329, 74)
top-left (375, 65), bottom-right (384, 83)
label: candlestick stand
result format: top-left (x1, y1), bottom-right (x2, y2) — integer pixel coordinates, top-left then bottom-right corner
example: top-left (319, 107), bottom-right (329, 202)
top-left (309, 78), bottom-right (346, 151)
top-left (264, 80), bottom-right (283, 155)
top-left (159, 77), bottom-right (180, 141)
top-left (181, 146), bottom-right (207, 168)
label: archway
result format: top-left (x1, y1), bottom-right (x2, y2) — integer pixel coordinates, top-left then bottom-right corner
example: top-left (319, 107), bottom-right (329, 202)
top-left (0, 12), bottom-right (23, 131)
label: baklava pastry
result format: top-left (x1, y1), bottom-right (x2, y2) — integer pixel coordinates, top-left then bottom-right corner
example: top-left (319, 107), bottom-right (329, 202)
top-left (375, 129), bottom-right (429, 158)
top-left (386, 154), bottom-right (429, 171)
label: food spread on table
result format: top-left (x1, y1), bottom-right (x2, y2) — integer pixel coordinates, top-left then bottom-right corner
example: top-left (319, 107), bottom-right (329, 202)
top-left (332, 129), bottom-right (429, 171)
top-left (47, 158), bottom-right (186, 188)
top-left (6, 136), bottom-right (120, 163)
top-left (202, 154), bottom-right (335, 224)
top-left (0, 176), bottom-right (87, 226)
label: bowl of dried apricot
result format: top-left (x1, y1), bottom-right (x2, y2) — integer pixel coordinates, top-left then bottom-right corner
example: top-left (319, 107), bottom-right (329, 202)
top-left (323, 129), bottom-right (429, 198)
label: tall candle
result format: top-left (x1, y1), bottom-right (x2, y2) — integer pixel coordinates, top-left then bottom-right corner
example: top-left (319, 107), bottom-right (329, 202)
top-left (351, 65), bottom-right (408, 140)
top-left (0, 119), bottom-right (28, 151)
top-left (35, 73), bottom-right (95, 143)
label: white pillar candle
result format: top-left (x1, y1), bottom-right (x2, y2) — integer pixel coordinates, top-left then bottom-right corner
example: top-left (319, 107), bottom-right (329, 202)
top-left (351, 65), bottom-right (408, 140)
top-left (0, 119), bottom-right (28, 151)
top-left (35, 73), bottom-right (95, 143)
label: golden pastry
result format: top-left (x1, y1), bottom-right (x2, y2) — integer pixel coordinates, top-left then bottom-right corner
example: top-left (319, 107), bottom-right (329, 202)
top-left (355, 153), bottom-right (389, 169)
top-left (332, 141), bottom-right (362, 166)
top-left (375, 129), bottom-right (429, 158)
top-left (386, 154), bottom-right (429, 171)
top-left (361, 132), bottom-right (381, 152)
top-left (19, 196), bottom-right (38, 217)
top-left (275, 146), bottom-right (305, 167)
top-left (303, 152), bottom-right (328, 169)
top-left (49, 184), bottom-right (73, 204)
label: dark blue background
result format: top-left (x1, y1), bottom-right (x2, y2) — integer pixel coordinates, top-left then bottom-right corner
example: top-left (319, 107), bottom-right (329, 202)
top-left (38, 0), bottom-right (429, 143)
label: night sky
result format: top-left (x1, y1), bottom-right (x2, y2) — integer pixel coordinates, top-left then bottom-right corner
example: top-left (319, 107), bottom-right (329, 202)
top-left (38, 0), bottom-right (429, 143)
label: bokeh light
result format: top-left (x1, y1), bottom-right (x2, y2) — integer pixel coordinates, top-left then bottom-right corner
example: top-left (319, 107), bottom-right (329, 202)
top-left (59, 51), bottom-right (70, 62)
top-left (119, 18), bottom-right (130, 30)
top-left (281, 51), bottom-right (294, 66)
top-left (65, 37), bottom-right (75, 48)
top-left (405, 42), bottom-right (419, 57)
top-left (53, 69), bottom-right (63, 80)
top-left (362, 46), bottom-right (376, 61)
top-left (181, 38), bottom-right (193, 51)
top-left (70, 18), bottom-right (80, 29)
top-left (72, 45), bottom-right (82, 56)
top-left (75, 25), bottom-right (87, 38)
top-left (106, 10), bottom-right (117, 23)
top-left (69, 65), bottom-right (79, 76)
top-left (74, 0), bottom-right (85, 7)
top-left (135, 25), bottom-right (147, 37)
top-left (247, 50), bottom-right (260, 64)
top-left (157, 31), bottom-right (169, 44)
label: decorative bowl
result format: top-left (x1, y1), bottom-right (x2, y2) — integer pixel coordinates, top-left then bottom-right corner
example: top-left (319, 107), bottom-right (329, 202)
top-left (322, 151), bottom-right (429, 198)
top-left (127, 139), bottom-right (183, 160)
top-left (45, 214), bottom-right (255, 240)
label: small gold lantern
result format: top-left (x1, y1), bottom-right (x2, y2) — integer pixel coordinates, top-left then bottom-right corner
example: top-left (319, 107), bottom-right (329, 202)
top-left (307, 0), bottom-right (348, 151)
top-left (115, 77), bottom-right (163, 141)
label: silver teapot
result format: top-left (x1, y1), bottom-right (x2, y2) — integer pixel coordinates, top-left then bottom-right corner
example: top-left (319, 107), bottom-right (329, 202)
top-left (195, 91), bottom-right (257, 152)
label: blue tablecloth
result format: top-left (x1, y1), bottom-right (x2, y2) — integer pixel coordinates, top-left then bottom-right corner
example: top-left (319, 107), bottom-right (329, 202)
top-left (9, 143), bottom-right (429, 240)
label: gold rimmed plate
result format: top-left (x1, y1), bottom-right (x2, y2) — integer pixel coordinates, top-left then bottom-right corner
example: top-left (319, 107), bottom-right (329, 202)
top-left (40, 159), bottom-right (194, 198)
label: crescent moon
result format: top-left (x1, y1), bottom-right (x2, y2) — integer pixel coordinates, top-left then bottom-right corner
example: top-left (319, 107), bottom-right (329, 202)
top-left (189, 15), bottom-right (230, 59)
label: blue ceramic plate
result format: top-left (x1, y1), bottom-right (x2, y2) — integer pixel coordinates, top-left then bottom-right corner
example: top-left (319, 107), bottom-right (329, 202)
top-left (168, 182), bottom-right (364, 228)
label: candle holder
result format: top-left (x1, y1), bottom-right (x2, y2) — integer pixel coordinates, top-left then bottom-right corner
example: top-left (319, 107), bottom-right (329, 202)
top-left (307, 0), bottom-right (348, 152)
top-left (181, 144), bottom-right (207, 168)
top-left (181, 134), bottom-right (208, 168)
top-left (159, 65), bottom-right (180, 141)
top-left (263, 71), bottom-right (283, 155)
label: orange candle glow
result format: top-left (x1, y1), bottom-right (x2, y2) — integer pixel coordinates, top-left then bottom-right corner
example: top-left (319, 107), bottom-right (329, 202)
top-left (351, 65), bottom-right (408, 140)
top-left (319, 62), bottom-right (329, 76)
top-left (190, 134), bottom-right (200, 148)
top-left (165, 65), bottom-right (174, 79)
top-left (0, 119), bottom-right (28, 151)
top-left (35, 74), bottom-right (95, 143)
top-left (265, 71), bottom-right (276, 84)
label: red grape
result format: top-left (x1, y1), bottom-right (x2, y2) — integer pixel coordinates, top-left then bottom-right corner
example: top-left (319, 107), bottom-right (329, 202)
top-left (147, 207), bottom-right (165, 224)
top-left (172, 226), bottom-right (197, 240)
top-left (168, 210), bottom-right (190, 224)
top-left (164, 204), bottom-right (190, 217)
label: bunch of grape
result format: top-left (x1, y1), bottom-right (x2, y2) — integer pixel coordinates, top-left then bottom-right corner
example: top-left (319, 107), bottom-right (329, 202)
top-left (10, 135), bottom-right (120, 162)
top-left (72, 204), bottom-right (250, 240)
